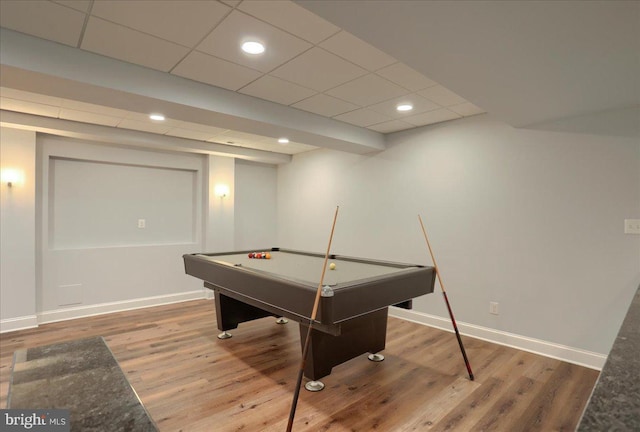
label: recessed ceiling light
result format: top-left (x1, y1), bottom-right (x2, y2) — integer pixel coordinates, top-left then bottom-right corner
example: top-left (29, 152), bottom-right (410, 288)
top-left (149, 113), bottom-right (165, 121)
top-left (242, 41), bottom-right (265, 55)
top-left (396, 104), bottom-right (413, 112)
top-left (278, 137), bottom-right (289, 144)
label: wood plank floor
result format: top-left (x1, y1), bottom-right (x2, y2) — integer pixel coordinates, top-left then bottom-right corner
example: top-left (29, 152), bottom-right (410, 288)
top-left (0, 300), bottom-right (598, 431)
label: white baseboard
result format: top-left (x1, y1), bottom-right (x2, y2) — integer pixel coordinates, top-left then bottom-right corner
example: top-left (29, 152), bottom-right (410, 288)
top-left (0, 290), bottom-right (208, 333)
top-left (0, 315), bottom-right (39, 333)
top-left (37, 290), bottom-right (207, 325)
top-left (390, 307), bottom-right (607, 370)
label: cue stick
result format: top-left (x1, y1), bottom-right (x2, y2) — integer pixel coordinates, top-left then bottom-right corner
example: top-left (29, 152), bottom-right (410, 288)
top-left (418, 215), bottom-right (475, 381)
top-left (286, 206), bottom-right (340, 432)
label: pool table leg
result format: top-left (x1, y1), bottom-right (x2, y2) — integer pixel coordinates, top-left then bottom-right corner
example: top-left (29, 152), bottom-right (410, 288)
top-left (214, 292), bottom-right (274, 334)
top-left (299, 307), bottom-right (388, 384)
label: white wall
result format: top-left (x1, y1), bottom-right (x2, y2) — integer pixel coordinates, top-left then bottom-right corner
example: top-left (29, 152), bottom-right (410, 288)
top-left (0, 127), bottom-right (37, 331)
top-left (38, 135), bottom-right (205, 321)
top-left (234, 160), bottom-right (277, 249)
top-left (1, 123), bottom-right (279, 330)
top-left (277, 115), bottom-right (640, 360)
top-left (206, 155), bottom-right (235, 252)
top-left (50, 158), bottom-right (196, 249)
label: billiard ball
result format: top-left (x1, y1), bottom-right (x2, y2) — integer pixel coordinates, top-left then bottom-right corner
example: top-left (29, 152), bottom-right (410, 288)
top-left (329, 262), bottom-right (336, 270)
top-left (265, 253), bottom-right (271, 259)
top-left (248, 253), bottom-right (254, 258)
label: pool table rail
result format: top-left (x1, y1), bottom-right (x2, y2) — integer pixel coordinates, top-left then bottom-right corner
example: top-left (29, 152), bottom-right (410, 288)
top-left (183, 248), bottom-right (435, 329)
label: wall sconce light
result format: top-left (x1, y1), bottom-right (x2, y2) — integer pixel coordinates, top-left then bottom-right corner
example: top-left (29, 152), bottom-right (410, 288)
top-left (214, 184), bottom-right (230, 198)
top-left (1, 168), bottom-right (23, 187)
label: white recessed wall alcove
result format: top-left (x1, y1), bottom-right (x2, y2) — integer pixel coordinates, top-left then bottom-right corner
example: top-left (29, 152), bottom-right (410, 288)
top-left (37, 135), bottom-right (206, 323)
top-left (49, 158), bottom-right (197, 249)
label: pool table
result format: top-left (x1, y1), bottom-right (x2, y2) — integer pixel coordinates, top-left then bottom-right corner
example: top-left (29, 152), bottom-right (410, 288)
top-left (183, 248), bottom-right (435, 389)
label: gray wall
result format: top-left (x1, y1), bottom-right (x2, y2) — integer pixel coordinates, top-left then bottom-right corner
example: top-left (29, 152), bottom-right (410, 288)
top-left (277, 115), bottom-right (640, 357)
top-left (0, 128), bottom-right (36, 327)
top-left (1, 126), bottom-right (280, 331)
top-left (234, 160), bottom-right (277, 250)
top-left (38, 135), bottom-right (205, 318)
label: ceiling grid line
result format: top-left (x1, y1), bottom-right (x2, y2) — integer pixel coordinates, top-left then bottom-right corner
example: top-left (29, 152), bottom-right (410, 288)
top-left (74, 0), bottom-right (94, 49)
top-left (167, 3), bottom-right (236, 75)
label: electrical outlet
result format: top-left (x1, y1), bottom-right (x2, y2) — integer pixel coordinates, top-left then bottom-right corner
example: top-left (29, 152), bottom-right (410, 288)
top-left (138, 219), bottom-right (146, 229)
top-left (490, 302), bottom-right (499, 315)
top-left (624, 219), bottom-right (640, 234)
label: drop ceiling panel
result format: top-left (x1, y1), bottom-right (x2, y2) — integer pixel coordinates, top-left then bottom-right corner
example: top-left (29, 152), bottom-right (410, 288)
top-left (59, 108), bottom-right (121, 127)
top-left (52, 1), bottom-right (91, 13)
top-left (172, 51), bottom-right (262, 91)
top-left (59, 99), bottom-right (131, 118)
top-left (239, 75), bottom-right (316, 106)
top-left (291, 93), bottom-right (359, 117)
top-left (176, 121), bottom-right (228, 136)
top-left (403, 108), bottom-right (461, 126)
top-left (90, 0), bottom-right (231, 48)
top-left (333, 108), bottom-right (391, 127)
top-left (123, 111), bottom-right (182, 126)
top-left (215, 131), bottom-right (319, 155)
top-left (368, 119), bottom-right (414, 133)
top-left (196, 10), bottom-right (312, 73)
top-left (418, 85), bottom-right (467, 107)
top-left (165, 127), bottom-right (219, 141)
top-left (81, 17), bottom-right (190, 72)
top-left (267, 141), bottom-right (317, 155)
top-left (376, 63), bottom-right (438, 92)
top-left (326, 74), bottom-right (408, 106)
top-left (320, 31), bottom-right (396, 71)
top-left (271, 47), bottom-right (367, 92)
top-left (0, 0), bottom-right (85, 47)
top-left (238, 0), bottom-right (340, 44)
top-left (0, 87), bottom-right (63, 106)
top-left (0, 97), bottom-right (60, 118)
top-left (117, 118), bottom-right (171, 134)
top-left (367, 94), bottom-right (440, 118)
top-left (213, 129), bottom-right (278, 146)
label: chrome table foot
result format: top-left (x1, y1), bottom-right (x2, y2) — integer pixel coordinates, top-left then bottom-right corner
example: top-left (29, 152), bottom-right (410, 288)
top-left (304, 380), bottom-right (325, 392)
top-left (368, 353), bottom-right (385, 362)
